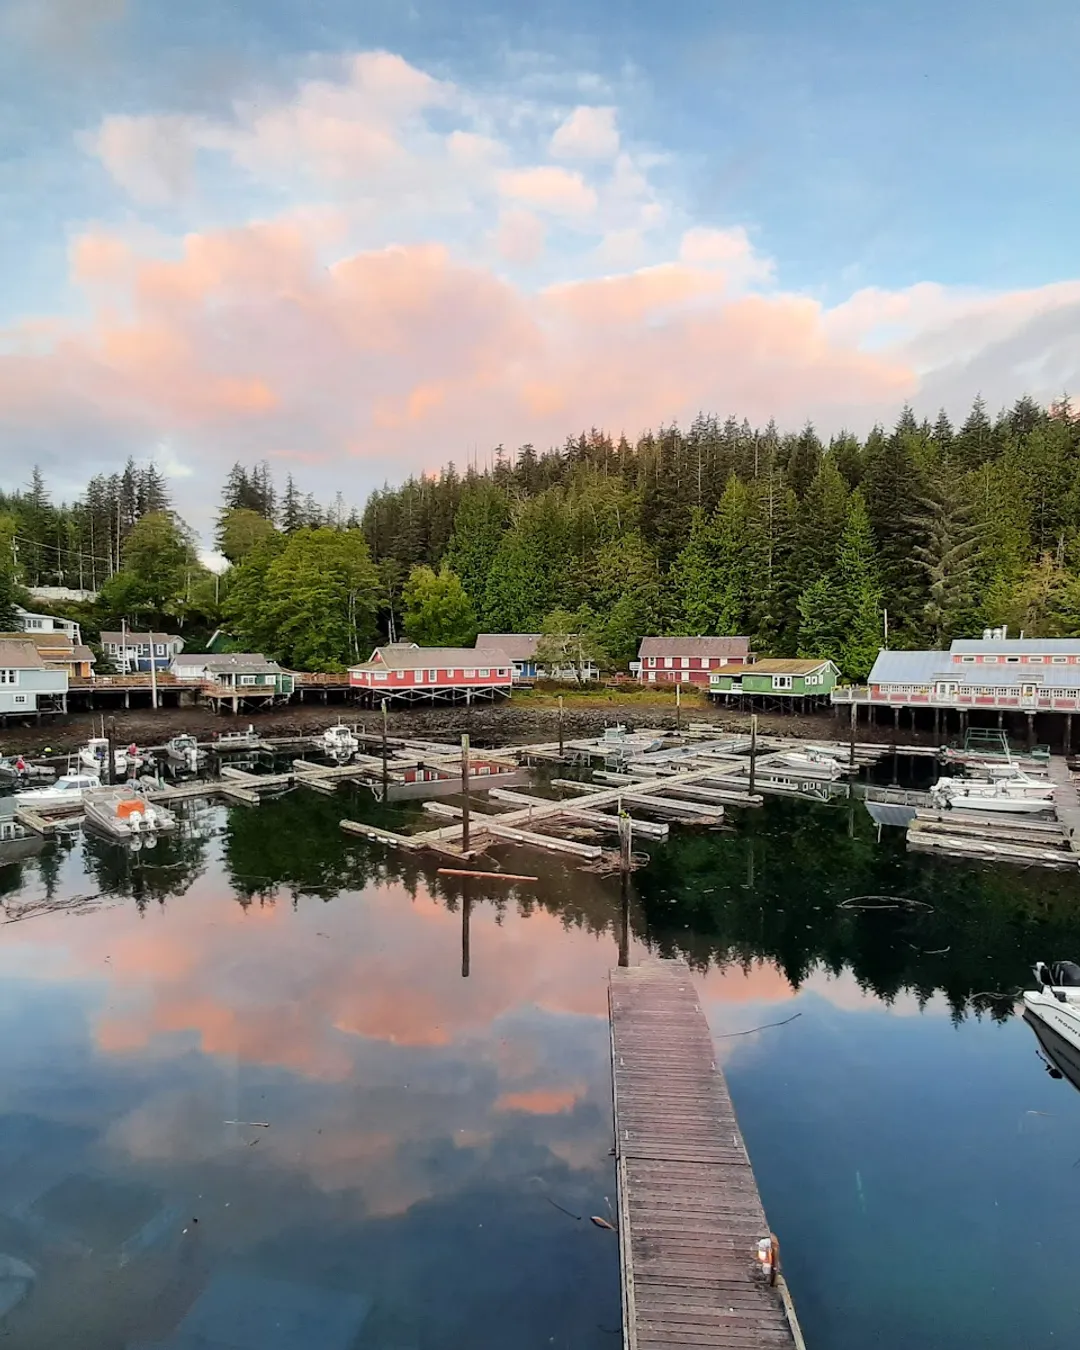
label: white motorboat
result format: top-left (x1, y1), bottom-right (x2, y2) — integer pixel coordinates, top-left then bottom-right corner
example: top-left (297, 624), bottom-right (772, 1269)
top-left (0, 756), bottom-right (54, 782)
top-left (82, 786), bottom-right (177, 840)
top-left (15, 771), bottom-right (101, 809)
top-left (164, 733), bottom-right (205, 767)
top-left (78, 737), bottom-right (144, 776)
top-left (772, 749), bottom-right (844, 779)
top-left (929, 778), bottom-right (1054, 812)
top-left (1023, 962), bottom-right (1080, 1060)
top-left (317, 723), bottom-right (359, 756)
top-left (932, 771), bottom-right (1053, 802)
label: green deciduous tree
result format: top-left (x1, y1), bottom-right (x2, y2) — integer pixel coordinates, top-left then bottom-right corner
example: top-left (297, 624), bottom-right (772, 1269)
top-left (536, 606), bottom-right (607, 680)
top-left (402, 563), bottom-right (478, 646)
top-left (99, 511), bottom-right (201, 623)
top-left (217, 508), bottom-right (279, 564)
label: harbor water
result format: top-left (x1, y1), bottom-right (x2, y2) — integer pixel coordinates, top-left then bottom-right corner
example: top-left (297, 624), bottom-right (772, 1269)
top-left (1, 771), bottom-right (1079, 1348)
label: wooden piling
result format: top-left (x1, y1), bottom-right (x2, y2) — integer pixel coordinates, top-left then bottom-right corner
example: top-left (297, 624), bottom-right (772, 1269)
top-left (461, 732), bottom-right (471, 852)
top-left (749, 713), bottom-right (757, 798)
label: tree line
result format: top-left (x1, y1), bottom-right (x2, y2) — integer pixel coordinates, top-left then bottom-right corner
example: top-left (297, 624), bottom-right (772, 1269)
top-left (3, 396), bottom-right (1080, 676)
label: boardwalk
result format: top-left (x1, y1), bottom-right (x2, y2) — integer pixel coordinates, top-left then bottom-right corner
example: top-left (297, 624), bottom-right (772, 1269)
top-left (609, 962), bottom-right (800, 1350)
top-left (1048, 756), bottom-right (1080, 855)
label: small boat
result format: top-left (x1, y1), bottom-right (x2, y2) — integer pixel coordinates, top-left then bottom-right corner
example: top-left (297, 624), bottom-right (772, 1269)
top-left (932, 771), bottom-right (1053, 802)
top-left (213, 725), bottom-right (261, 751)
top-left (15, 771), bottom-right (102, 809)
top-left (929, 778), bottom-right (1054, 812)
top-left (78, 737), bottom-right (144, 776)
top-left (317, 723), bottom-right (359, 756)
top-left (1023, 962), bottom-right (1080, 1060)
top-left (0, 756), bottom-right (55, 782)
top-left (164, 733), bottom-right (205, 767)
top-left (82, 786), bottom-right (177, 840)
top-left (772, 749), bottom-right (844, 779)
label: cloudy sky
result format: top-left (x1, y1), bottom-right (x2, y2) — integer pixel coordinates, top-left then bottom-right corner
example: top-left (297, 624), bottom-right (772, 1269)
top-left (1, 0), bottom-right (1078, 534)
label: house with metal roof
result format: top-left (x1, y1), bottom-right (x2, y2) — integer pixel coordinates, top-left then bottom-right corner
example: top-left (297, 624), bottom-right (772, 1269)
top-left (100, 630), bottom-right (184, 673)
top-left (634, 636), bottom-right (751, 686)
top-left (0, 637), bottom-right (69, 717)
top-left (349, 643), bottom-right (513, 703)
top-left (710, 658), bottom-right (839, 701)
top-left (832, 627), bottom-right (1080, 746)
top-left (170, 653), bottom-right (294, 709)
top-left (475, 633), bottom-right (600, 682)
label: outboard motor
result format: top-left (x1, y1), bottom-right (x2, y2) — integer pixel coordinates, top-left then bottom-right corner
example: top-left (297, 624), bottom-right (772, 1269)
top-left (1035, 961), bottom-right (1080, 988)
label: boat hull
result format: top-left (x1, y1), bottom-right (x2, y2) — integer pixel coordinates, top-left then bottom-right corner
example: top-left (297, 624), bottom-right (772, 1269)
top-left (1023, 991), bottom-right (1080, 1059)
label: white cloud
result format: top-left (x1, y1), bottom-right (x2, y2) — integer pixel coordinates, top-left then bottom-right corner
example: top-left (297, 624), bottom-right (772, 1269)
top-left (550, 106), bottom-right (620, 160)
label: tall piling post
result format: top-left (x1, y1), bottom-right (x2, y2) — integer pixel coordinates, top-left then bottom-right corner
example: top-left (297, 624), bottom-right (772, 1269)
top-left (618, 809), bottom-right (632, 968)
top-left (676, 682), bottom-right (682, 731)
top-left (380, 699), bottom-right (389, 799)
top-left (557, 695), bottom-right (564, 756)
top-left (748, 713), bottom-right (758, 798)
top-left (461, 877), bottom-right (471, 978)
top-left (461, 732), bottom-right (471, 852)
top-left (849, 699), bottom-right (857, 772)
top-left (105, 720), bottom-right (116, 786)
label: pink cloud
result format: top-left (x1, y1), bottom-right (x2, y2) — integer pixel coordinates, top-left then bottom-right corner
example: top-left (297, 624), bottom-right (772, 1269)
top-left (498, 165), bottom-right (599, 218)
top-left (550, 106), bottom-right (620, 160)
top-left (495, 209), bottom-right (546, 265)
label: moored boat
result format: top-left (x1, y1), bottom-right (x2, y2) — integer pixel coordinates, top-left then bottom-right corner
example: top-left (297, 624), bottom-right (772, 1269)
top-left (0, 756), bottom-right (55, 783)
top-left (15, 771), bottom-right (102, 809)
top-left (772, 749), bottom-right (845, 779)
top-left (78, 737), bottom-right (144, 776)
top-left (164, 733), bottom-right (205, 767)
top-left (213, 725), bottom-right (261, 751)
top-left (82, 786), bottom-right (177, 840)
top-left (1023, 962), bottom-right (1080, 1061)
top-left (929, 778), bottom-right (1054, 812)
top-left (317, 723), bottom-right (359, 756)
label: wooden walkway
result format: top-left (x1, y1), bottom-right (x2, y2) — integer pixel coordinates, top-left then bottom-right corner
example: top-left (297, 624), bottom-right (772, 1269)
top-left (1048, 756), bottom-right (1080, 855)
top-left (609, 962), bottom-right (801, 1350)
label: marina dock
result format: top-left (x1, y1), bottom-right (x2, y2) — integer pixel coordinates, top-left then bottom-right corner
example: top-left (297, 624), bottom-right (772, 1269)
top-left (609, 961), bottom-right (801, 1350)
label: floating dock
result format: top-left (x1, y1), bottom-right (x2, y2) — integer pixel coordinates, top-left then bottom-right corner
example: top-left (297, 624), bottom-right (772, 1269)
top-left (609, 961), bottom-right (801, 1350)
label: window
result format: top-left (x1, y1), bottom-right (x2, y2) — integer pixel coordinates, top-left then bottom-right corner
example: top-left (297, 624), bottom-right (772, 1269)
top-left (1029, 656), bottom-right (1044, 663)
top-left (428, 669), bottom-right (438, 681)
top-left (772, 675), bottom-right (793, 690)
top-left (984, 656), bottom-right (999, 663)
top-left (156, 644), bottom-right (165, 656)
top-left (497, 668), bottom-right (508, 677)
top-left (373, 672), bottom-right (388, 681)
top-left (681, 657), bottom-right (689, 668)
top-left (0, 670), bottom-right (16, 684)
top-left (1006, 656), bottom-right (1020, 663)
top-left (478, 668), bottom-right (490, 678)
top-left (664, 657), bottom-right (673, 668)
top-left (1053, 656), bottom-right (1069, 664)
top-left (464, 669), bottom-right (476, 678)
top-left (961, 655), bottom-right (975, 663)
top-left (647, 657), bottom-right (656, 667)
top-left (240, 675), bottom-right (258, 685)
top-left (13, 695), bottom-right (26, 704)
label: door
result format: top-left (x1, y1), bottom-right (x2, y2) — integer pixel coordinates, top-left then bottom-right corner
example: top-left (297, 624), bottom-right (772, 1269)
top-left (1021, 683), bottom-right (1037, 706)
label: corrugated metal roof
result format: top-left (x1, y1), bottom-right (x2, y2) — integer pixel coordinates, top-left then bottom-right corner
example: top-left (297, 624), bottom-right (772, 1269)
top-left (475, 633), bottom-right (541, 662)
top-left (0, 630), bottom-right (73, 653)
top-left (951, 638), bottom-right (1080, 654)
top-left (204, 654), bottom-right (283, 674)
top-left (0, 638), bottom-right (46, 669)
top-left (364, 646), bottom-right (512, 670)
top-left (638, 636), bottom-right (750, 659)
top-left (99, 631), bottom-right (182, 645)
top-left (867, 650), bottom-right (947, 684)
top-left (742, 658), bottom-right (838, 675)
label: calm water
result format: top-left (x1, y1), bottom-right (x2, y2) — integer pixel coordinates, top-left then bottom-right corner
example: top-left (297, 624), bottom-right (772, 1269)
top-left (2, 767), bottom-right (1080, 1349)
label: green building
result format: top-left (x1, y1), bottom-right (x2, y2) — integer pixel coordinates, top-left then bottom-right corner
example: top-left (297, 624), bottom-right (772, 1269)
top-left (710, 658), bottom-right (839, 701)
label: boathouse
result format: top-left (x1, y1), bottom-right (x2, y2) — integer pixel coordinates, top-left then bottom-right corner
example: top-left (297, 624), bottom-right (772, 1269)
top-left (634, 636), bottom-right (751, 685)
top-left (832, 630), bottom-right (1080, 748)
top-left (0, 637), bottom-right (68, 719)
top-left (711, 658), bottom-right (839, 705)
top-left (349, 643), bottom-right (513, 703)
top-left (171, 653), bottom-right (295, 704)
top-left (475, 633), bottom-right (600, 683)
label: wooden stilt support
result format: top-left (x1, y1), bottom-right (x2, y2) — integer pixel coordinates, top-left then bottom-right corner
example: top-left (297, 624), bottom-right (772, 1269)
top-left (461, 732), bottom-right (471, 852)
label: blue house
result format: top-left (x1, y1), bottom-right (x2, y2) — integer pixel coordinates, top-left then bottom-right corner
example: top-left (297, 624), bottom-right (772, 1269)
top-left (100, 630), bottom-right (184, 673)
top-left (475, 633), bottom-right (600, 682)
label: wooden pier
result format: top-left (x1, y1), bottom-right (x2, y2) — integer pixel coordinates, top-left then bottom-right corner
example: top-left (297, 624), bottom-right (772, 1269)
top-left (609, 962), bottom-right (801, 1350)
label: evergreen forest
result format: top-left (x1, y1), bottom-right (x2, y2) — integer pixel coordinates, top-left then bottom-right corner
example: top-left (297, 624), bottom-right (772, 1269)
top-left (3, 395), bottom-right (1080, 678)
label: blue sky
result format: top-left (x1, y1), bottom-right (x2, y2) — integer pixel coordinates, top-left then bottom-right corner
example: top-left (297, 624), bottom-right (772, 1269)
top-left (1, 0), bottom-right (1078, 524)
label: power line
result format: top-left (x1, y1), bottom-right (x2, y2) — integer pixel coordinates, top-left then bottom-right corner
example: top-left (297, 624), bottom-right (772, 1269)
top-left (11, 533), bottom-right (116, 567)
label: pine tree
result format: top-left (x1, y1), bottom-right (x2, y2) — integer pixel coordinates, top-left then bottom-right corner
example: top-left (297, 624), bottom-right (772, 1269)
top-left (281, 475), bottom-right (304, 533)
top-left (911, 477), bottom-right (981, 645)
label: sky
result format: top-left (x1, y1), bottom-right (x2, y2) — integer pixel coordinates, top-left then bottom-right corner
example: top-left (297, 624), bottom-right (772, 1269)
top-left (1, 0), bottom-right (1079, 536)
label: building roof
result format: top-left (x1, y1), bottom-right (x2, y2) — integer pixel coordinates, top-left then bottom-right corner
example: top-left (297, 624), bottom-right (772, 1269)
top-left (171, 653), bottom-right (212, 667)
top-left (0, 629), bottom-right (74, 653)
top-left (99, 631), bottom-right (182, 645)
top-left (638, 636), bottom-right (750, 660)
top-left (204, 654), bottom-right (283, 674)
top-left (737, 658), bottom-right (838, 676)
top-left (868, 650), bottom-right (948, 684)
top-left (950, 637), bottom-right (1080, 655)
top-left (0, 638), bottom-right (47, 670)
top-left (359, 645), bottom-right (512, 671)
top-left (72, 644), bottom-right (96, 664)
top-left (475, 633), bottom-right (543, 662)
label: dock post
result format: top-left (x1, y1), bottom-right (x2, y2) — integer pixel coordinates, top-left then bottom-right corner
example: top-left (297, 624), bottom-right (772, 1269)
top-left (1066, 714), bottom-right (1073, 756)
top-left (461, 732), bottom-right (471, 852)
top-left (380, 699), bottom-right (389, 798)
top-left (676, 681), bottom-right (681, 731)
top-left (618, 811), bottom-right (632, 968)
top-left (557, 695), bottom-right (564, 756)
top-left (461, 877), bottom-right (471, 978)
top-left (105, 720), bottom-right (115, 786)
top-left (849, 700), bottom-right (857, 771)
top-left (1027, 711), bottom-right (1036, 749)
top-left (749, 712), bottom-right (758, 796)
